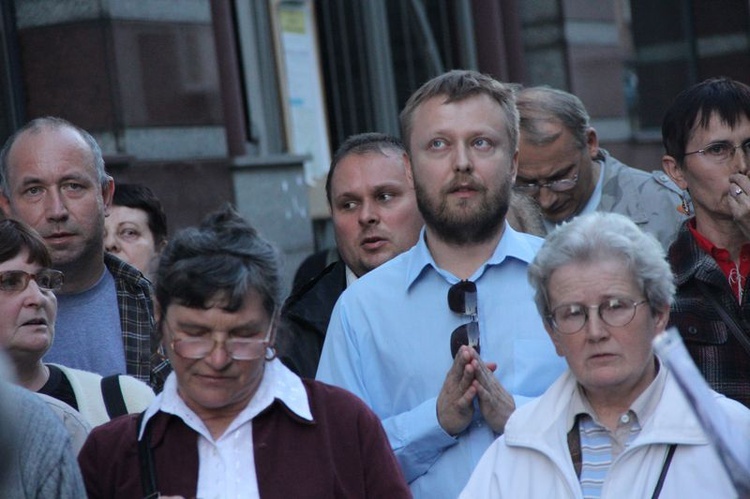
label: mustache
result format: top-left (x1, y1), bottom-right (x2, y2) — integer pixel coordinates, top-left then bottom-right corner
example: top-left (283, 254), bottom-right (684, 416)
top-left (38, 223), bottom-right (77, 238)
top-left (444, 174), bottom-right (486, 194)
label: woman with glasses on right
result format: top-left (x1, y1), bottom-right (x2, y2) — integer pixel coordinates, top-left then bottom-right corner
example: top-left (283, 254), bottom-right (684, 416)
top-left (460, 212), bottom-right (749, 498)
top-left (661, 77), bottom-right (750, 409)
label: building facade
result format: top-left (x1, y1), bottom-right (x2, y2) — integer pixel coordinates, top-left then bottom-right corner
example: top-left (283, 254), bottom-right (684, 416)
top-left (1, 0), bottom-right (748, 294)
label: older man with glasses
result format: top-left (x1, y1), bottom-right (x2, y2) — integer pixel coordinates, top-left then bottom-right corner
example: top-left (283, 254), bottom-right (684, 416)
top-left (515, 86), bottom-right (690, 249)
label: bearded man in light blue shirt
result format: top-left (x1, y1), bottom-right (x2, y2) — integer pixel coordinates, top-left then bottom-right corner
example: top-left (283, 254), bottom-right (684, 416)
top-left (316, 70), bottom-right (567, 498)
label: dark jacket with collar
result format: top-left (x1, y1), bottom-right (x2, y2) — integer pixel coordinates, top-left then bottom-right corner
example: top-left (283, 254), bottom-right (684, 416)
top-left (668, 219), bottom-right (750, 408)
top-left (78, 378), bottom-right (411, 498)
top-left (280, 260), bottom-right (347, 378)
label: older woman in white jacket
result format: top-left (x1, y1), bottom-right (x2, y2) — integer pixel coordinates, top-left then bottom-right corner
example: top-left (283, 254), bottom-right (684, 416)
top-left (461, 212), bottom-right (750, 498)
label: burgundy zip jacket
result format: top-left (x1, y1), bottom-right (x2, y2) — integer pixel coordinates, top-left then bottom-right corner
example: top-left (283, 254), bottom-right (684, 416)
top-left (78, 379), bottom-right (411, 498)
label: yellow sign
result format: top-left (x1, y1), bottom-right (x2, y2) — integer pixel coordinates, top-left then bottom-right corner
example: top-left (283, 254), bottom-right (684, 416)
top-left (280, 9), bottom-right (306, 35)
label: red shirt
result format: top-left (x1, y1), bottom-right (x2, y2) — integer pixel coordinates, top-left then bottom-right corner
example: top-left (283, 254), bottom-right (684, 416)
top-left (688, 219), bottom-right (750, 302)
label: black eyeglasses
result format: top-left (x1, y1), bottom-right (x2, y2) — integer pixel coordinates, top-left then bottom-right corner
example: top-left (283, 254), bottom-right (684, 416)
top-left (0, 269), bottom-right (64, 293)
top-left (448, 280), bottom-right (480, 358)
top-left (547, 297), bottom-right (647, 335)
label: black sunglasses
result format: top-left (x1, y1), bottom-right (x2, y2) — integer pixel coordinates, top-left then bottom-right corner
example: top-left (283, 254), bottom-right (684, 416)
top-left (448, 280), bottom-right (480, 358)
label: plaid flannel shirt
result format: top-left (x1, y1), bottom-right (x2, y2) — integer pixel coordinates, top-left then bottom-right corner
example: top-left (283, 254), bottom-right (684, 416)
top-left (667, 220), bottom-right (750, 408)
top-left (105, 253), bottom-right (170, 393)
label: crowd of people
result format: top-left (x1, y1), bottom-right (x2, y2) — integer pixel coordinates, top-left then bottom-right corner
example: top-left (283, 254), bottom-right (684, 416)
top-left (0, 70), bottom-right (749, 498)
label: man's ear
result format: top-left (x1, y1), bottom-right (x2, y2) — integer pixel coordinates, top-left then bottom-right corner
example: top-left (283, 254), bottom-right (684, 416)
top-left (585, 127), bottom-right (600, 159)
top-left (0, 194), bottom-right (10, 218)
top-left (102, 176), bottom-right (115, 216)
top-left (662, 155), bottom-right (688, 190)
top-left (404, 153), bottom-right (414, 186)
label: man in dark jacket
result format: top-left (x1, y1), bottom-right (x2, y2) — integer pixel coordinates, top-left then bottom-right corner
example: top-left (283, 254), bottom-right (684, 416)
top-left (280, 133), bottom-right (424, 378)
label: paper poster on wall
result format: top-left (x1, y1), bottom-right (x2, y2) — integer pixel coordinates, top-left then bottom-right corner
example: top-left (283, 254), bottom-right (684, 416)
top-left (276, 0), bottom-right (331, 193)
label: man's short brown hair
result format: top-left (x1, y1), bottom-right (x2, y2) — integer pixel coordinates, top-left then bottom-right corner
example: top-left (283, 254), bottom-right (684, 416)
top-left (399, 70), bottom-right (519, 153)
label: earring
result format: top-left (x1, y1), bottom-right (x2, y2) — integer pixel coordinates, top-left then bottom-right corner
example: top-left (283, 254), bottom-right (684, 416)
top-left (679, 193), bottom-right (692, 216)
top-left (265, 345), bottom-right (277, 361)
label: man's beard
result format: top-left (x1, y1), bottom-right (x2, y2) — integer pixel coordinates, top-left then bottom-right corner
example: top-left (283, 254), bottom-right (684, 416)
top-left (415, 174), bottom-right (510, 246)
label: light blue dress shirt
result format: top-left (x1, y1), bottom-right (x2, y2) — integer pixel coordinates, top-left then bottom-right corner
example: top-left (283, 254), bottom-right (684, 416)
top-left (317, 224), bottom-right (567, 499)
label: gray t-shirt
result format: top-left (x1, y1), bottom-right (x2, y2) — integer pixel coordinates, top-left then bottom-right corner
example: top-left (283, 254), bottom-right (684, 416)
top-left (45, 268), bottom-right (127, 376)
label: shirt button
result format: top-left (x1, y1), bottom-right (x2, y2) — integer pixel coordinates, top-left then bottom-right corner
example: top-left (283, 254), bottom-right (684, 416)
top-left (620, 413), bottom-right (631, 424)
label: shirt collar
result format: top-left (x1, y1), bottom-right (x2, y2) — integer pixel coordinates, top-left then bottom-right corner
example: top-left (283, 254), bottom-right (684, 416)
top-left (687, 218), bottom-right (750, 302)
top-left (688, 217), bottom-right (750, 260)
top-left (345, 265), bottom-right (358, 287)
top-left (404, 222), bottom-right (539, 287)
top-left (138, 358), bottom-right (312, 441)
top-left (580, 156), bottom-right (605, 216)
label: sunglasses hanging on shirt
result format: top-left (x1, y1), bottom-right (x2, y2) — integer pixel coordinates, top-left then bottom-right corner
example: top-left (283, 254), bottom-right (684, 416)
top-left (448, 280), bottom-right (480, 358)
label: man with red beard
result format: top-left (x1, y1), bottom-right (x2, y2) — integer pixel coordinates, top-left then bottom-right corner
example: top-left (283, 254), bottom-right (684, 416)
top-left (0, 117), bottom-right (169, 391)
top-left (316, 70), bottom-right (566, 498)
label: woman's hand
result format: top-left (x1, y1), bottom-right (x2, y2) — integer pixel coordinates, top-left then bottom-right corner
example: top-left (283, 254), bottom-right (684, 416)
top-left (728, 173), bottom-right (750, 239)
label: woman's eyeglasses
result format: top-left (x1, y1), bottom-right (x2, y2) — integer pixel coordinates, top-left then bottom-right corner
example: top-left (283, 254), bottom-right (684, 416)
top-left (683, 140), bottom-right (750, 164)
top-left (547, 297), bottom-right (647, 335)
top-left (166, 313), bottom-right (276, 361)
top-left (448, 280), bottom-right (480, 358)
top-left (0, 269), bottom-right (64, 293)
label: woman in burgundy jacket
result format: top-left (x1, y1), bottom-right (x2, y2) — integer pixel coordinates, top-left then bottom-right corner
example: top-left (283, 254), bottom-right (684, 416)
top-left (78, 206), bottom-right (410, 498)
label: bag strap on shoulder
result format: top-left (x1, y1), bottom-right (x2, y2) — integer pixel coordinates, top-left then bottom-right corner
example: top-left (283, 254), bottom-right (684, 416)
top-left (136, 411), bottom-right (159, 498)
top-left (100, 374), bottom-right (128, 419)
top-left (696, 281), bottom-right (750, 358)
